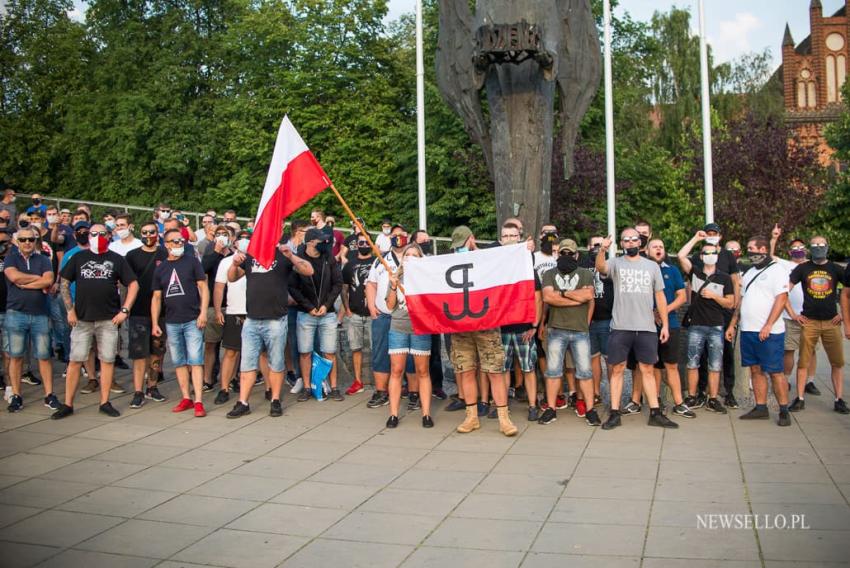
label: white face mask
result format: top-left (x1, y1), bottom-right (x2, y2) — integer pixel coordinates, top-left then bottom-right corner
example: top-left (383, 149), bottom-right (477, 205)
top-left (47, 215), bottom-right (58, 224)
top-left (382, 227), bottom-right (391, 235)
top-left (705, 236), bottom-right (720, 246)
top-left (31, 222), bottom-right (42, 229)
top-left (116, 228), bottom-right (130, 240)
top-left (237, 238), bottom-right (250, 252)
top-left (215, 235), bottom-right (230, 247)
top-left (158, 211), bottom-right (170, 221)
top-left (171, 246), bottom-right (185, 258)
top-left (702, 254), bottom-right (718, 265)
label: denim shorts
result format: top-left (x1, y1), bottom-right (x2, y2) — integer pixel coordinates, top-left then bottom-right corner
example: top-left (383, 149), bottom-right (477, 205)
top-left (70, 320), bottom-right (119, 363)
top-left (4, 310), bottom-right (51, 359)
top-left (686, 325), bottom-right (724, 371)
top-left (501, 331), bottom-right (537, 373)
top-left (388, 328), bottom-right (431, 356)
top-left (165, 321), bottom-right (205, 367)
top-left (371, 313), bottom-right (392, 374)
top-left (241, 315), bottom-right (287, 373)
top-left (296, 311), bottom-right (338, 354)
top-left (589, 319), bottom-right (611, 357)
top-left (545, 328), bottom-right (592, 379)
top-left (740, 331), bottom-right (784, 374)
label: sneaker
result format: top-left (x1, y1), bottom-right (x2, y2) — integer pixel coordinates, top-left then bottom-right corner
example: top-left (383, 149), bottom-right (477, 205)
top-left (575, 399), bottom-right (587, 418)
top-left (432, 388), bottom-right (448, 400)
top-left (264, 389), bottom-right (271, 401)
top-left (445, 398), bottom-right (466, 411)
top-left (7, 394), bottom-right (23, 412)
top-left (804, 381), bottom-right (821, 396)
top-left (658, 402), bottom-right (667, 415)
top-left (21, 372), bottom-right (41, 386)
top-left (80, 379), bottom-right (99, 394)
top-left (253, 375), bottom-right (265, 387)
top-left (51, 403), bottom-right (74, 419)
top-left (214, 390), bottom-right (230, 405)
top-left (789, 397), bottom-right (805, 412)
top-left (422, 415), bottom-right (434, 428)
top-left (694, 392), bottom-right (707, 409)
top-left (683, 395), bottom-right (698, 409)
top-left (477, 401), bottom-right (489, 416)
top-left (621, 401), bottom-right (642, 415)
top-left (567, 392), bottom-right (577, 409)
top-left (99, 402), bottom-right (120, 417)
top-left (585, 409), bottom-right (602, 427)
top-left (601, 412), bottom-right (622, 430)
top-left (408, 393), bottom-right (421, 411)
top-left (368, 391), bottom-right (389, 408)
top-left (366, 391), bottom-right (380, 408)
top-left (401, 386), bottom-right (409, 399)
top-left (329, 388), bottom-right (344, 402)
top-left (172, 398), bottom-right (194, 412)
top-left (648, 412), bottom-right (678, 428)
top-left (44, 393), bottom-right (60, 410)
top-left (538, 407), bottom-right (557, 425)
top-left (290, 377), bottom-right (304, 394)
top-left (202, 382), bottom-right (215, 392)
top-left (723, 394), bottom-right (739, 409)
top-left (386, 415), bottom-right (399, 428)
top-left (508, 386), bottom-right (516, 399)
top-left (527, 406), bottom-right (540, 422)
top-left (227, 401), bottom-right (251, 418)
top-left (114, 355), bottom-right (129, 370)
top-left (556, 394), bottom-right (568, 409)
top-left (835, 399), bottom-right (850, 415)
top-left (80, 365), bottom-right (89, 378)
top-left (194, 402), bottom-right (206, 417)
top-left (229, 378), bottom-right (240, 392)
top-left (487, 404), bottom-right (498, 419)
top-left (515, 385), bottom-right (528, 402)
top-left (706, 398), bottom-right (727, 414)
top-left (297, 389), bottom-right (311, 402)
top-left (269, 399), bottom-right (283, 417)
top-left (346, 381), bottom-right (364, 395)
top-left (129, 391), bottom-right (145, 409)
top-left (594, 394), bottom-right (602, 406)
top-left (673, 404), bottom-right (696, 419)
top-left (777, 409), bottom-right (791, 426)
top-left (285, 371), bottom-right (297, 388)
top-left (540, 400), bottom-right (550, 411)
top-left (739, 407), bottom-right (770, 420)
top-left (145, 387), bottom-right (167, 402)
top-left (109, 382), bottom-right (126, 394)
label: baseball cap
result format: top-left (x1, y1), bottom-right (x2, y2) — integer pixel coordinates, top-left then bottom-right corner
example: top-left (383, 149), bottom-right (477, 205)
top-left (451, 225), bottom-right (473, 249)
top-left (703, 222), bottom-right (721, 233)
top-left (558, 238), bottom-right (578, 253)
top-left (304, 228), bottom-right (325, 243)
top-left (73, 221), bottom-right (91, 231)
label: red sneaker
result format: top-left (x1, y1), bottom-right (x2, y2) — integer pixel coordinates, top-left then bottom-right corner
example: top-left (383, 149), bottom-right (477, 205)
top-left (346, 381), bottom-right (365, 396)
top-left (540, 400), bottom-right (550, 411)
top-left (194, 402), bottom-right (206, 417)
top-left (172, 398), bottom-right (194, 413)
top-left (575, 399), bottom-right (587, 418)
top-left (555, 394), bottom-right (568, 410)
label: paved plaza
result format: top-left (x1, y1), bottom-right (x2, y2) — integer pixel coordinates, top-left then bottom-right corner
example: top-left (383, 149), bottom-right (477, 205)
top-left (0, 346), bottom-right (849, 568)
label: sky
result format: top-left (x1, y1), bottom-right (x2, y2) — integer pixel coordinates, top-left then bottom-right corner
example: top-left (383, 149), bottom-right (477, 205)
top-left (387, 0), bottom-right (844, 68)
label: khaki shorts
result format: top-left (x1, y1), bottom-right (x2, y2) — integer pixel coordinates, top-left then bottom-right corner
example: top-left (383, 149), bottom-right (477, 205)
top-left (798, 319), bottom-right (844, 368)
top-left (450, 330), bottom-right (505, 374)
top-left (346, 313), bottom-right (371, 351)
top-left (783, 318), bottom-right (801, 351)
top-left (204, 307), bottom-right (223, 343)
top-left (70, 320), bottom-right (119, 363)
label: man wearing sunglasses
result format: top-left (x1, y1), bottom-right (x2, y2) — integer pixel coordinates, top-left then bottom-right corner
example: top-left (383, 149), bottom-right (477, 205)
top-left (3, 227), bottom-right (58, 412)
top-left (53, 224), bottom-right (139, 419)
top-left (200, 225), bottom-right (234, 393)
top-left (341, 234), bottom-right (375, 396)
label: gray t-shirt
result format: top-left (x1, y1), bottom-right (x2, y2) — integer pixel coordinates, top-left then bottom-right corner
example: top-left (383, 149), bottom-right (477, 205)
top-left (389, 279), bottom-right (413, 334)
top-left (607, 255), bottom-right (665, 332)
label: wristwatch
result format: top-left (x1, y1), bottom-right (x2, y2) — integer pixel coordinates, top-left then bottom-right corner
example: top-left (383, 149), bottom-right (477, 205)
top-left (120, 307), bottom-right (129, 315)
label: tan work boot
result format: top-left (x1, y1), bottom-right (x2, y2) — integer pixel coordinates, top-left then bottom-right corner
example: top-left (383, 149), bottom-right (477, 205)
top-left (456, 404), bottom-right (480, 433)
top-left (497, 406), bottom-right (518, 437)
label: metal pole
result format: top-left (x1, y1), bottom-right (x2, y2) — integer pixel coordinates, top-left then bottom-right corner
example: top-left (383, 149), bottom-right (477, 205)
top-left (415, 0), bottom-right (427, 231)
top-left (698, 0), bottom-right (714, 224)
top-left (603, 0), bottom-right (616, 257)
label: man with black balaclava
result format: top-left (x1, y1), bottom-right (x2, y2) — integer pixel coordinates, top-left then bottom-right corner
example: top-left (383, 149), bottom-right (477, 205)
top-left (635, 220), bottom-right (652, 257)
top-left (533, 224), bottom-right (559, 281)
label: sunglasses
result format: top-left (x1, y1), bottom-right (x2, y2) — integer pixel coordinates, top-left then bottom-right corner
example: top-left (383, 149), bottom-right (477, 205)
top-left (17, 237), bottom-right (36, 243)
top-left (90, 231), bottom-right (108, 237)
top-left (789, 246), bottom-right (806, 251)
top-left (167, 238), bottom-right (185, 245)
top-left (159, 209), bottom-right (172, 214)
top-left (810, 243), bottom-right (827, 248)
top-left (622, 236), bottom-right (640, 243)
top-left (558, 250), bottom-right (575, 256)
top-left (140, 229), bottom-right (158, 236)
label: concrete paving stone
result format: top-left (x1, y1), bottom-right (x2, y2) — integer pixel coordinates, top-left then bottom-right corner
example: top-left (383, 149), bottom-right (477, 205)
top-left (584, 441), bottom-right (662, 461)
top-left (74, 422), bottom-right (164, 442)
top-left (642, 560), bottom-right (761, 568)
top-left (747, 482), bottom-right (846, 505)
top-left (0, 541), bottom-right (60, 568)
top-left (660, 443), bottom-right (740, 463)
top-left (312, 461), bottom-right (407, 487)
top-left (814, 447), bottom-right (850, 465)
top-left (159, 448), bottom-right (254, 473)
top-left (491, 454), bottom-right (578, 476)
top-left (143, 427), bottom-right (225, 448)
top-left (272, 481), bottom-right (377, 509)
top-left (59, 485), bottom-right (177, 517)
top-left (654, 479), bottom-right (747, 503)
top-left (268, 437), bottom-right (360, 461)
top-left (27, 436), bottom-right (124, 459)
top-left (0, 504), bottom-right (41, 528)
top-left (36, 549), bottom-right (158, 568)
top-left (758, 528), bottom-right (850, 562)
top-left (2, 509), bottom-right (124, 548)
top-left (15, 417), bottom-right (103, 436)
top-left (358, 488), bottom-right (467, 518)
top-left (521, 553), bottom-right (640, 568)
top-left (644, 526), bottom-right (760, 560)
top-left (390, 468), bottom-right (485, 493)
top-left (113, 465), bottom-right (220, 493)
top-left (426, 517), bottom-right (542, 551)
top-left (507, 437), bottom-right (588, 457)
top-left (171, 528), bottom-right (308, 568)
top-left (764, 562), bottom-right (850, 568)
top-left (0, 452), bottom-right (76, 477)
top-left (93, 442), bottom-right (187, 465)
top-left (531, 522), bottom-right (646, 556)
top-left (299, 425), bottom-right (378, 444)
top-left (551, 497), bottom-right (651, 525)
top-left (826, 462), bottom-right (850, 483)
top-left (750, 502), bottom-right (850, 531)
top-left (323, 509), bottom-right (443, 545)
top-left (738, 445), bottom-right (820, 464)
top-left (402, 546), bottom-right (524, 568)
top-left (0, 474), bottom-right (27, 490)
top-left (563, 476), bottom-right (654, 501)
top-left (76, 519), bottom-right (212, 559)
top-left (226, 502), bottom-right (348, 537)
top-left (189, 473), bottom-right (295, 502)
top-left (0, 430), bottom-right (63, 456)
top-left (649, 500), bottom-right (751, 528)
top-left (413, 450), bottom-right (502, 472)
top-left (231, 456), bottom-right (329, 480)
top-left (742, 462), bottom-right (832, 484)
top-left (40, 458), bottom-right (147, 485)
top-left (474, 472), bottom-right (567, 497)
top-left (279, 538), bottom-right (413, 568)
top-left (137, 494), bottom-right (258, 527)
top-left (364, 429), bottom-right (449, 450)
top-left (434, 432), bottom-right (519, 454)
top-left (339, 445), bottom-right (429, 469)
top-left (658, 459), bottom-right (743, 483)
top-left (572, 456), bottom-right (659, 479)
top-left (0, 477), bottom-right (98, 508)
top-left (200, 432), bottom-right (288, 457)
top-left (452, 493), bottom-right (557, 522)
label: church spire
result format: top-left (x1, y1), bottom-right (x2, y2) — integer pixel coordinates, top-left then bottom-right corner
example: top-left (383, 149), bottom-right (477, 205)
top-left (783, 23), bottom-right (795, 47)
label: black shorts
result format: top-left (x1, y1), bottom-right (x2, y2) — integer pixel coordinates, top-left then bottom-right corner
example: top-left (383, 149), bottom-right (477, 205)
top-left (653, 327), bottom-right (681, 369)
top-left (609, 330), bottom-right (658, 366)
top-left (535, 335), bottom-right (546, 358)
top-left (222, 314), bottom-right (245, 351)
top-left (128, 316), bottom-right (167, 360)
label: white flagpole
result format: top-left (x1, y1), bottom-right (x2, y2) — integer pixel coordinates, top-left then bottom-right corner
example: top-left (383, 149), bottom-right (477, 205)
top-left (604, 0), bottom-right (616, 257)
top-left (416, 0), bottom-right (427, 231)
top-left (698, 0), bottom-right (714, 224)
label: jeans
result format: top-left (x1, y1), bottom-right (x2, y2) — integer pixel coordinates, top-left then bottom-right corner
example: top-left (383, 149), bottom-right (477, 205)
top-left (296, 311), bottom-right (338, 354)
top-left (288, 306), bottom-right (301, 378)
top-left (5, 310), bottom-right (51, 359)
top-left (165, 321), bottom-right (204, 367)
top-left (371, 313), bottom-right (392, 374)
top-left (687, 325), bottom-right (724, 371)
top-left (48, 294), bottom-right (70, 358)
top-left (698, 311), bottom-right (735, 394)
top-left (589, 319), bottom-right (611, 357)
top-left (242, 315), bottom-right (287, 373)
top-left (544, 328), bottom-right (592, 379)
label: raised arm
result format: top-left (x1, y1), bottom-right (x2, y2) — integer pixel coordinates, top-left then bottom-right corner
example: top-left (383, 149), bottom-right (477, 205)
top-left (677, 230), bottom-right (706, 275)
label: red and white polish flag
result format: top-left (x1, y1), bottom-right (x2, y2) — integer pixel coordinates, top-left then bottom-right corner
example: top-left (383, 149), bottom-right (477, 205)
top-left (404, 244), bottom-right (536, 334)
top-left (248, 116), bottom-right (332, 268)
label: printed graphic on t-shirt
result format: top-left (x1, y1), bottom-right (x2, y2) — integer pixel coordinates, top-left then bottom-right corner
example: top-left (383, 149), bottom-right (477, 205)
top-left (617, 267), bottom-right (652, 294)
top-left (250, 259), bottom-right (277, 273)
top-left (166, 268), bottom-right (185, 297)
top-left (555, 272), bottom-right (581, 292)
top-left (691, 274), bottom-right (725, 297)
top-left (805, 270), bottom-right (834, 300)
top-left (80, 259), bottom-right (115, 280)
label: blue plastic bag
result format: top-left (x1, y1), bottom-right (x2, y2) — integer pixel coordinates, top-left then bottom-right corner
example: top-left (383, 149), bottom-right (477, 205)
top-left (311, 353), bottom-right (332, 401)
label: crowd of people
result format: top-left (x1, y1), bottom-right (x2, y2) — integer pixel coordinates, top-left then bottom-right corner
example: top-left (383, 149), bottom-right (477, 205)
top-left (1, 187), bottom-right (849, 435)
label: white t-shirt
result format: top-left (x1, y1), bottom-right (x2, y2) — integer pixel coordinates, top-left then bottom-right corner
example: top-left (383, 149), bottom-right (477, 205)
top-left (374, 233), bottom-right (392, 253)
top-left (775, 258), bottom-right (804, 319)
top-left (214, 255), bottom-right (247, 315)
top-left (740, 262), bottom-right (789, 334)
top-left (533, 251), bottom-right (557, 281)
top-left (366, 251), bottom-right (400, 315)
top-left (108, 238), bottom-right (142, 257)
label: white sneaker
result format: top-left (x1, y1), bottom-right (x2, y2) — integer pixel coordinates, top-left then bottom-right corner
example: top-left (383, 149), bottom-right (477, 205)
top-left (290, 377), bottom-right (304, 394)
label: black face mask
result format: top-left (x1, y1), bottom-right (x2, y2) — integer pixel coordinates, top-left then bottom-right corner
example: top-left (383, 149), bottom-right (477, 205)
top-left (32, 199), bottom-right (41, 206)
top-left (557, 255), bottom-right (578, 274)
top-left (316, 241), bottom-right (330, 256)
top-left (419, 241), bottom-right (432, 255)
top-left (0, 242), bottom-right (9, 256)
top-left (75, 232), bottom-right (89, 245)
top-left (18, 220), bottom-right (29, 228)
top-left (357, 245), bottom-right (371, 256)
top-left (639, 234), bottom-right (649, 249)
top-left (625, 246), bottom-right (640, 257)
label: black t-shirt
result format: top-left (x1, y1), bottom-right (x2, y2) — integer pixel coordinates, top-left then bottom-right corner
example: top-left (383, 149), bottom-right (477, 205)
top-left (789, 261), bottom-right (843, 320)
top-left (4, 252), bottom-right (52, 315)
top-left (580, 254), bottom-right (614, 321)
top-left (684, 267), bottom-right (734, 327)
top-left (343, 233), bottom-right (360, 261)
top-left (60, 250), bottom-right (137, 322)
top-left (152, 255), bottom-right (205, 324)
top-left (289, 252), bottom-right (342, 313)
top-left (241, 250), bottom-right (294, 320)
top-left (126, 247), bottom-right (168, 318)
top-left (342, 256), bottom-right (373, 317)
